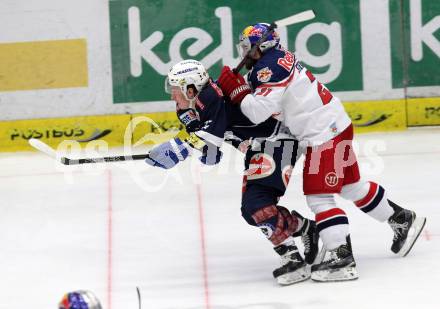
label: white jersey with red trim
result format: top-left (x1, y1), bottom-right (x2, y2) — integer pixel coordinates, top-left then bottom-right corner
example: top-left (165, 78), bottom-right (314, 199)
top-left (240, 45), bottom-right (352, 146)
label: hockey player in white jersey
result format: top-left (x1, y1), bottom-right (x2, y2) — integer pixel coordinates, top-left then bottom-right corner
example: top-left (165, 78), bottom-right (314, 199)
top-left (217, 23), bottom-right (427, 282)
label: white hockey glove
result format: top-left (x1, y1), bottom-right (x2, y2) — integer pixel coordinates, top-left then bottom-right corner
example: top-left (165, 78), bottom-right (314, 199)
top-left (145, 138), bottom-right (190, 169)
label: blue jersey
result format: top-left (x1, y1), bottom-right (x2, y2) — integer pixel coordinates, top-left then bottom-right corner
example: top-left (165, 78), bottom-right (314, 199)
top-left (246, 45), bottom-right (294, 91)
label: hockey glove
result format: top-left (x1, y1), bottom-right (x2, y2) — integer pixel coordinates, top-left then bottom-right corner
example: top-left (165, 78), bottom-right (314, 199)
top-left (145, 138), bottom-right (189, 169)
top-left (218, 66), bottom-right (251, 104)
top-left (177, 108), bottom-right (201, 133)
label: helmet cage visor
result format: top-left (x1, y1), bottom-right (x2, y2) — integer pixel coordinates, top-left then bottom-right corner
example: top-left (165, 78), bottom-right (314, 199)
top-left (236, 36), bottom-right (251, 59)
top-left (164, 76), bottom-right (172, 94)
top-left (164, 76), bottom-right (194, 102)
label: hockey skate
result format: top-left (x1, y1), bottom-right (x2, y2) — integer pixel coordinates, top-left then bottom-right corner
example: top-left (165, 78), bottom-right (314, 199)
top-left (291, 210), bottom-right (320, 264)
top-left (311, 235), bottom-right (359, 282)
top-left (388, 208), bottom-right (426, 257)
top-left (273, 242), bottom-right (310, 285)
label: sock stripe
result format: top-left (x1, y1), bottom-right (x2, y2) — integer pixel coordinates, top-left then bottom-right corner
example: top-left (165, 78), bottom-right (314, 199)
top-left (316, 208), bottom-right (346, 223)
top-left (316, 216), bottom-right (349, 233)
top-left (361, 185), bottom-right (385, 213)
top-left (355, 181), bottom-right (378, 207)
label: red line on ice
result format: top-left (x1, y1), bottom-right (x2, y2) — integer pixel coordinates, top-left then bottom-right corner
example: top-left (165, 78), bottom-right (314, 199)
top-left (423, 229), bottom-right (432, 241)
top-left (196, 180), bottom-right (211, 309)
top-left (107, 169), bottom-right (113, 309)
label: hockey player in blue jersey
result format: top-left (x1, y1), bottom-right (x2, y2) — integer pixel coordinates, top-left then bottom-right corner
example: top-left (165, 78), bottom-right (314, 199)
top-left (145, 59), bottom-right (319, 285)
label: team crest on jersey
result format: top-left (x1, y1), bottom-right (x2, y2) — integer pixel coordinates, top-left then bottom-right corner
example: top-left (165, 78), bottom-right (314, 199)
top-left (325, 172), bottom-right (339, 187)
top-left (245, 153), bottom-right (276, 180)
top-left (256, 67), bottom-right (273, 82)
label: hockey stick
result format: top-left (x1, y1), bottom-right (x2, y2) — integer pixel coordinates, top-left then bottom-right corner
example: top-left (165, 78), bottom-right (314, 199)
top-left (275, 9), bottom-right (316, 27)
top-left (233, 9), bottom-right (315, 73)
top-left (136, 287), bottom-right (142, 309)
top-left (28, 138), bottom-right (150, 165)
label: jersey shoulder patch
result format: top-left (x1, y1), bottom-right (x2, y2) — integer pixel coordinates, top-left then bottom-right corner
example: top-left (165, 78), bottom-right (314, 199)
top-left (248, 46), bottom-right (295, 89)
top-left (256, 67), bottom-right (273, 83)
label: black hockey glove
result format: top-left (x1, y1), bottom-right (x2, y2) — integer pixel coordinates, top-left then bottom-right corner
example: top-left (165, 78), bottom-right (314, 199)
top-left (177, 108), bottom-right (201, 133)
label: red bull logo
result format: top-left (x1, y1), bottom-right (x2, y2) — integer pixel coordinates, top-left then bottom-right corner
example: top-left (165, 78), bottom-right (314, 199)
top-left (257, 67), bottom-right (273, 82)
top-left (249, 27), bottom-right (264, 38)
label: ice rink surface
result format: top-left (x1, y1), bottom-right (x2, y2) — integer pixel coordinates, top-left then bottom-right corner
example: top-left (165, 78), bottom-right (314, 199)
top-left (0, 127), bottom-right (439, 309)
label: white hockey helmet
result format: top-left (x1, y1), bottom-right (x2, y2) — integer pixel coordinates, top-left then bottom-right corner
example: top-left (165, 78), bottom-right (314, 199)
top-left (165, 59), bottom-right (209, 100)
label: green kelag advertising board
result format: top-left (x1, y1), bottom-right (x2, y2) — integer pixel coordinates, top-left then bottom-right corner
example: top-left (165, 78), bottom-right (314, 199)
top-left (109, 0), bottom-right (363, 103)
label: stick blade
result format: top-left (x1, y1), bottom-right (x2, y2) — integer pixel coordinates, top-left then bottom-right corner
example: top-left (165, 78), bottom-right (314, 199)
top-left (276, 10), bottom-right (316, 27)
top-left (28, 138), bottom-right (57, 159)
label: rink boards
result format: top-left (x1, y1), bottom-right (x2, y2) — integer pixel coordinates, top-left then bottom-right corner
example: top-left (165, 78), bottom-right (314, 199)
top-left (1, 97), bottom-right (439, 152)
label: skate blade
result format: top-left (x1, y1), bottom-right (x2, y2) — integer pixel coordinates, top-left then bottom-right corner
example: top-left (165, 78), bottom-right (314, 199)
top-left (398, 216), bottom-right (427, 257)
top-left (311, 266), bottom-right (359, 282)
top-left (276, 267), bottom-right (311, 286)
